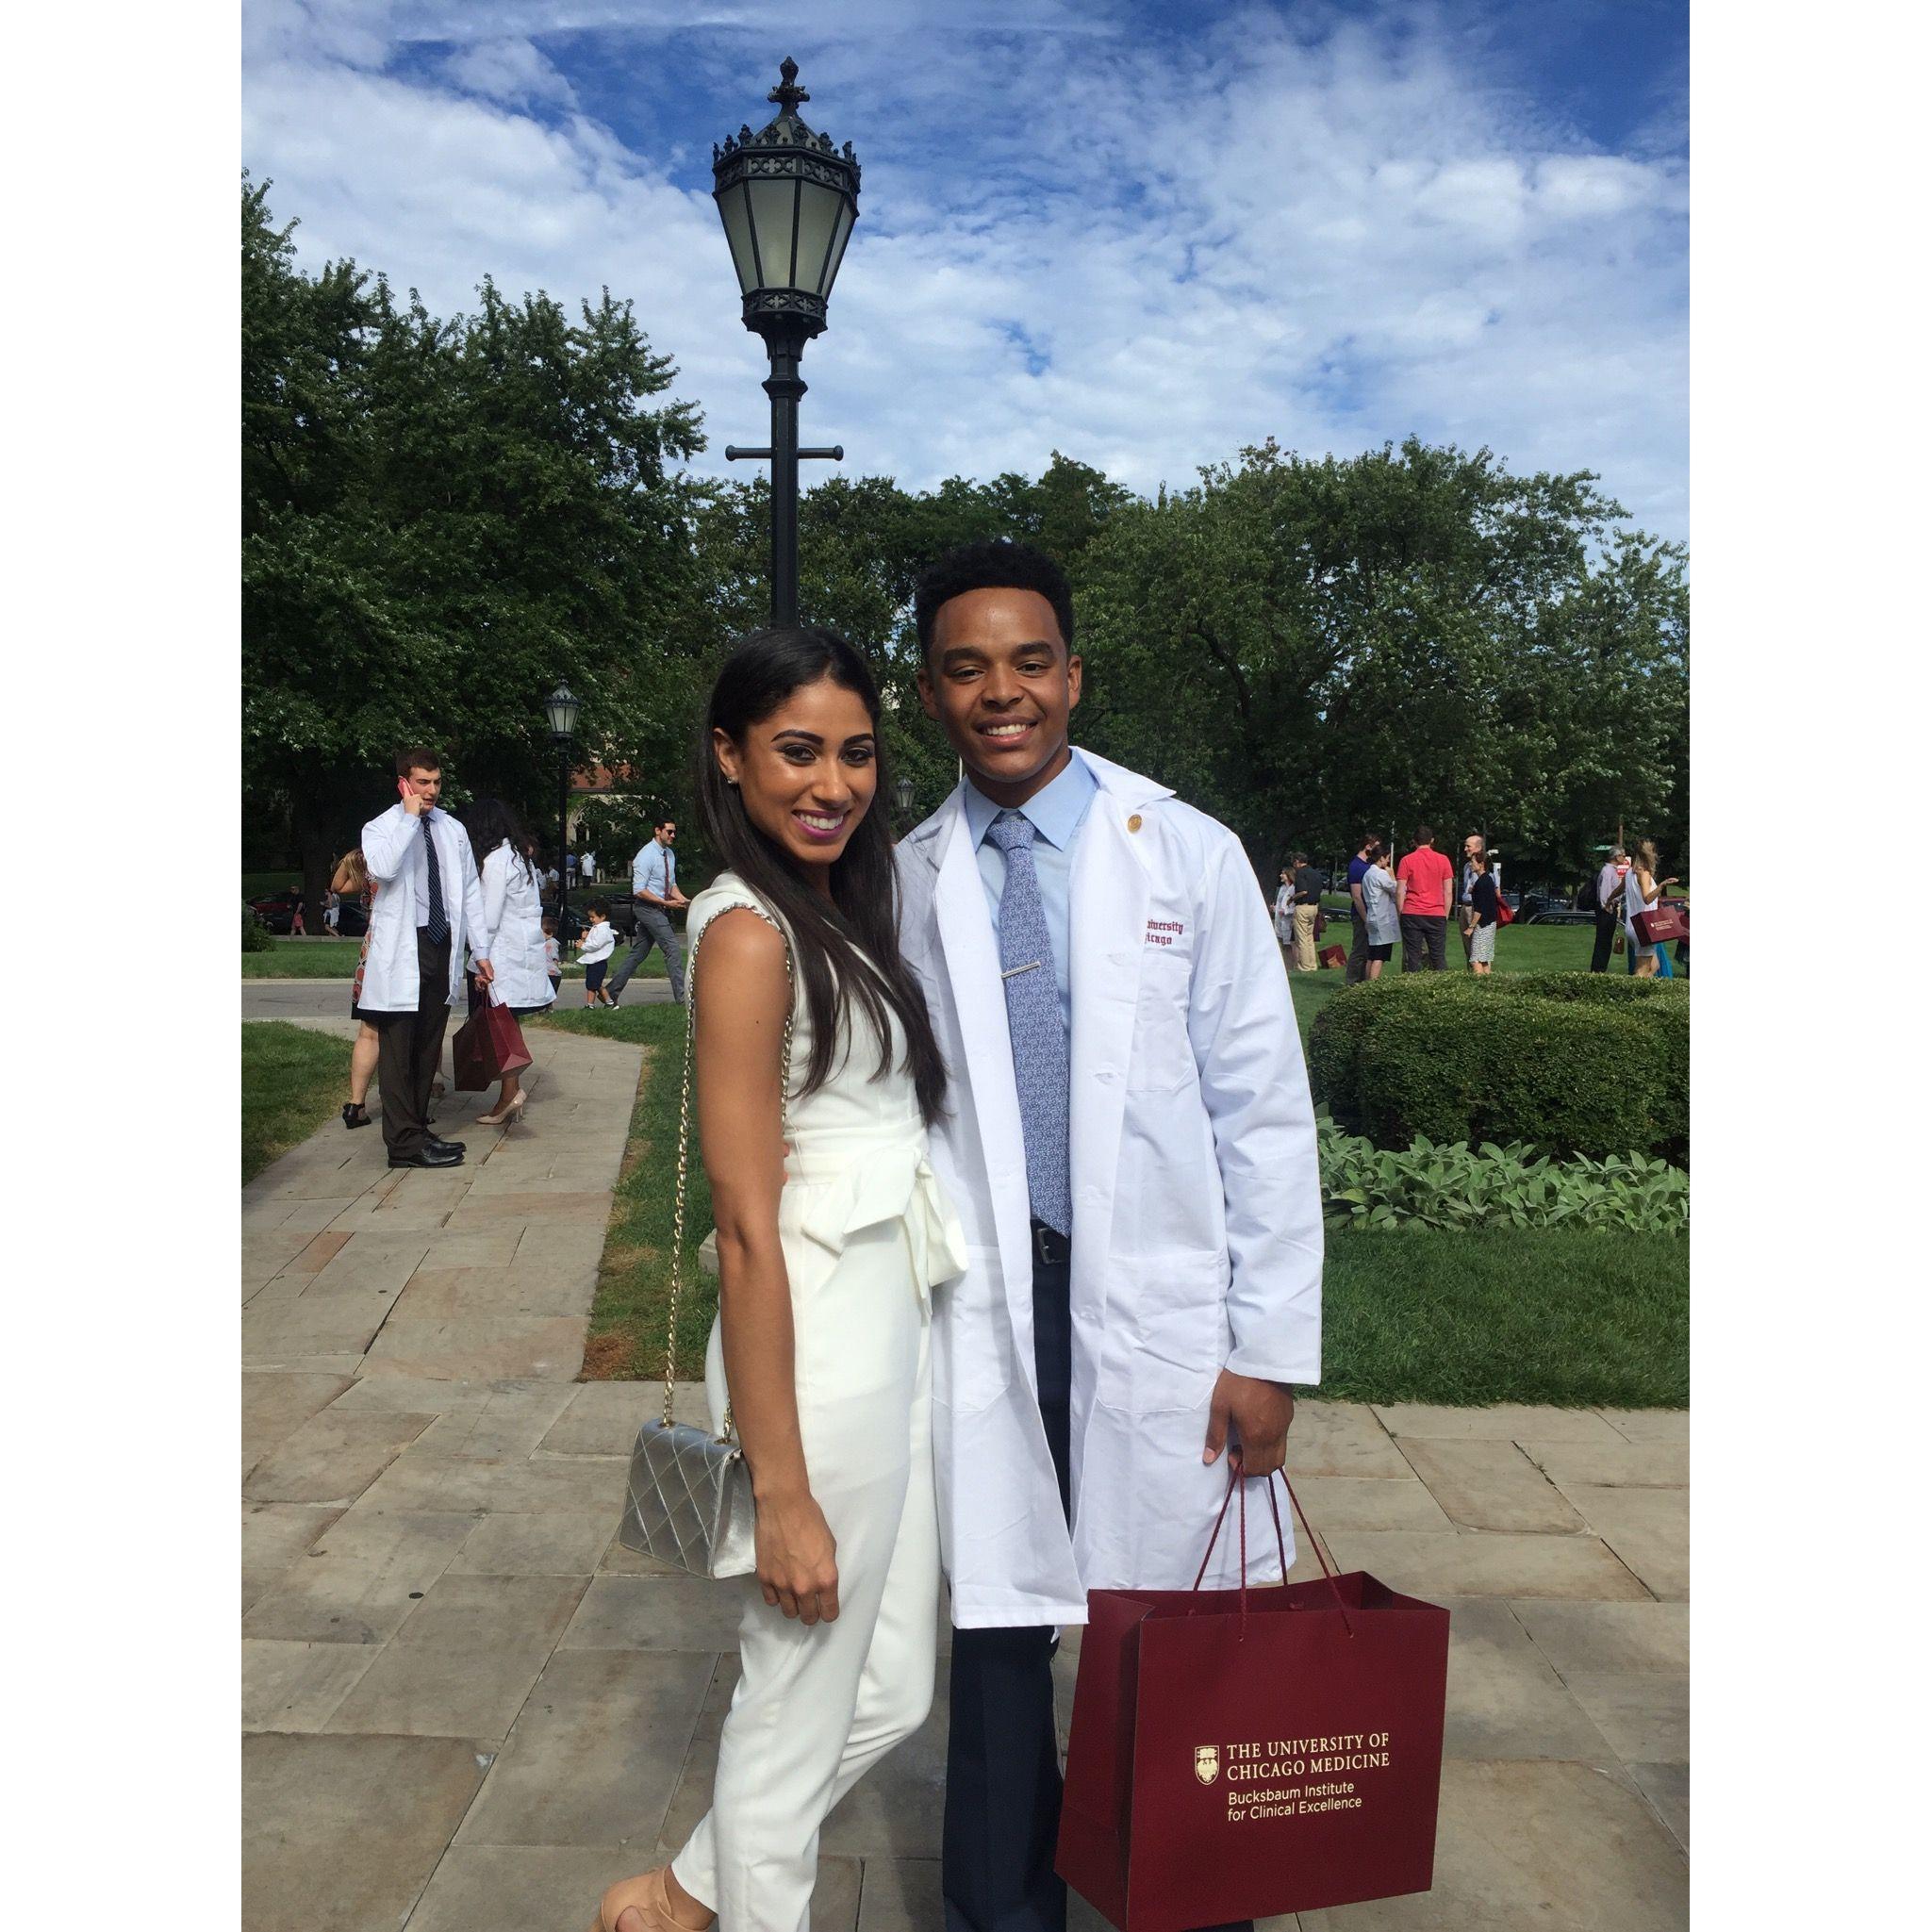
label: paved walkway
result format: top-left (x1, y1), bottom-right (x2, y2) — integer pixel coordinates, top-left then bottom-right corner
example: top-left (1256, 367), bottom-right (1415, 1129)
top-left (243, 977), bottom-right (675, 1024)
top-left (242, 1027), bottom-right (1687, 1932)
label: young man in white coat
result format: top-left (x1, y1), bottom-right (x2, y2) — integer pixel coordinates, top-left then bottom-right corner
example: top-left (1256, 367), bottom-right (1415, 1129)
top-left (358, 746), bottom-right (493, 1168)
top-left (895, 540), bottom-right (1323, 1932)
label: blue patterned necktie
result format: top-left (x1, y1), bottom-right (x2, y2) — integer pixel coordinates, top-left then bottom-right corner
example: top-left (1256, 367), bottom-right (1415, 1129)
top-left (987, 811), bottom-right (1071, 1236)
top-left (421, 817), bottom-right (450, 944)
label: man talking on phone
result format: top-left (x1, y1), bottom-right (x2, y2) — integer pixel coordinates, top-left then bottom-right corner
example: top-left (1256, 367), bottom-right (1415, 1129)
top-left (357, 747), bottom-right (494, 1167)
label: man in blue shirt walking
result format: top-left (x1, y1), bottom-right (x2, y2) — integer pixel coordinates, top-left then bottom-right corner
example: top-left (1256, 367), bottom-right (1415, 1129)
top-left (606, 816), bottom-right (688, 1005)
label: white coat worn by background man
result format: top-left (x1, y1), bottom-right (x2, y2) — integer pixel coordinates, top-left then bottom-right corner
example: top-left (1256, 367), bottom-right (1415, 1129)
top-left (358, 752), bottom-right (490, 1167)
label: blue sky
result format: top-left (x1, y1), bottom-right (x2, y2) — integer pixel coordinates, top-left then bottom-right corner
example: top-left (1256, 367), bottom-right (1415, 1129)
top-left (243, 1), bottom-right (1688, 540)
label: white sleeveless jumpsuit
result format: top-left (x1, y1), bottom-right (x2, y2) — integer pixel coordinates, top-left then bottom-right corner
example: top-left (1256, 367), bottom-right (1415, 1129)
top-left (669, 876), bottom-right (966, 1930)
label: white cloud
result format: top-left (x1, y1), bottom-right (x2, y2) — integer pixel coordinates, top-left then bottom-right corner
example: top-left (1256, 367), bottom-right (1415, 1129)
top-left (441, 38), bottom-right (578, 109)
top-left (242, 0), bottom-right (1688, 539)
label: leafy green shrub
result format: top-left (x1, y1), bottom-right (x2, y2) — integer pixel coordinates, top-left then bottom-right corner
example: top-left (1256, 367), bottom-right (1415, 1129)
top-left (1308, 972), bottom-right (1688, 1163)
top-left (242, 904), bottom-right (272, 953)
top-left (1318, 1125), bottom-right (1688, 1234)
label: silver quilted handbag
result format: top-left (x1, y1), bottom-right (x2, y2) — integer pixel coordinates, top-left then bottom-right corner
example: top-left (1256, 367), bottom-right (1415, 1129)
top-left (617, 905), bottom-right (795, 1578)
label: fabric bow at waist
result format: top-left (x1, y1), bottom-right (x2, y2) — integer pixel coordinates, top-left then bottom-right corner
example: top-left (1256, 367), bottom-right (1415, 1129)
top-left (698, 1141), bottom-right (967, 1302)
top-left (790, 1141), bottom-right (967, 1300)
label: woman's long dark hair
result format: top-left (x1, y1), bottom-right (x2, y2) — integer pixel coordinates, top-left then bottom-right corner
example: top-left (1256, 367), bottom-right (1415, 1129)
top-left (466, 797), bottom-right (537, 880)
top-left (698, 627), bottom-right (948, 1126)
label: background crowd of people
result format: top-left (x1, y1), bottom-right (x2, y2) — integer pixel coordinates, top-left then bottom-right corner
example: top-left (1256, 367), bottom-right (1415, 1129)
top-left (1270, 825), bottom-right (1685, 981)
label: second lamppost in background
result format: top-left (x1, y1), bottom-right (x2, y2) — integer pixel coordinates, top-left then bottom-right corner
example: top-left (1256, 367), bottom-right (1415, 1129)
top-left (713, 58), bottom-right (861, 626)
top-left (545, 683), bottom-right (580, 944)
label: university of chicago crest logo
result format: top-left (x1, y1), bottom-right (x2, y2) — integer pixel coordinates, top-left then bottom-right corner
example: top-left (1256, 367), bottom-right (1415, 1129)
top-left (1194, 1744), bottom-right (1219, 1786)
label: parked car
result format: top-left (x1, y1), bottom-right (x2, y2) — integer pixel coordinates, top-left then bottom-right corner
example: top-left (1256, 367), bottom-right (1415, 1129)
top-left (247, 890), bottom-right (303, 934)
top-left (247, 890), bottom-right (370, 937)
top-left (1516, 889), bottom-right (1594, 926)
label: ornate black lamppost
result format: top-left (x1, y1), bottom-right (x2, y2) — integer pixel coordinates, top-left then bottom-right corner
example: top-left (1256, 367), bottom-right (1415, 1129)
top-left (713, 58), bottom-right (861, 626)
top-left (545, 684), bottom-right (580, 941)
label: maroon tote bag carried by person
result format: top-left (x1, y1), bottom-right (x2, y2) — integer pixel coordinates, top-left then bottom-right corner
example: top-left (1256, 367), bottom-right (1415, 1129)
top-left (1635, 900), bottom-right (1689, 946)
top-left (452, 991), bottom-right (533, 1091)
top-left (1056, 1467), bottom-right (1451, 1932)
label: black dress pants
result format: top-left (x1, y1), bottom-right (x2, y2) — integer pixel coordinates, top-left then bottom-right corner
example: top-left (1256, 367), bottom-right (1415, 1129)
top-left (371, 932), bottom-right (452, 1159)
top-left (1398, 913), bottom-right (1447, 971)
top-left (942, 1231), bottom-right (1249, 1932)
top-left (1590, 910), bottom-right (1619, 972)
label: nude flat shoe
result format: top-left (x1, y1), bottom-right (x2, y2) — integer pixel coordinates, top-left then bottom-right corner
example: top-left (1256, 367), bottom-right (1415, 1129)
top-left (593, 1866), bottom-right (714, 1932)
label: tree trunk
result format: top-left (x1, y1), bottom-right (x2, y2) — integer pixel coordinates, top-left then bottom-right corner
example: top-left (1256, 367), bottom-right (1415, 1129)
top-left (292, 799), bottom-right (340, 947)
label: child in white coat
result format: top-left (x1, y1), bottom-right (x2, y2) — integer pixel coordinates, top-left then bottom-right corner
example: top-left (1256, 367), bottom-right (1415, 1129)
top-left (576, 902), bottom-right (618, 1007)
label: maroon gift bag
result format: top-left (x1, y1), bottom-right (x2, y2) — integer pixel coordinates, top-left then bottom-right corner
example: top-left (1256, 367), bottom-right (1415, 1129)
top-left (1635, 900), bottom-right (1688, 946)
top-left (452, 992), bottom-right (533, 1091)
top-left (1057, 1469), bottom-right (1450, 1932)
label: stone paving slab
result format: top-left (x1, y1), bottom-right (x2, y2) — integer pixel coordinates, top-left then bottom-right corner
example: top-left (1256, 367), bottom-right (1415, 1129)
top-left (242, 1501), bottom-right (345, 1616)
top-left (1322, 1528), bottom-right (1652, 1601)
top-left (362, 1312), bottom-right (591, 1380)
top-left (1518, 1437), bottom-right (1689, 1490)
top-left (1395, 1439), bottom-right (1589, 1535)
top-left (1548, 1484), bottom-right (1689, 1599)
top-left (454, 1646), bottom-right (715, 1849)
top-left (1600, 1410), bottom-right (1689, 1445)
top-left (242, 1406), bottom-right (437, 1506)
top-left (241, 1370), bottom-right (353, 1478)
top-left (449, 1511), bottom-right (615, 1577)
top-left (1510, 1600), bottom-right (1690, 1677)
top-left (243, 1732), bottom-right (492, 1932)
top-left (1283, 1398), bottom-right (1414, 1478)
top-left (242, 1507), bottom-right (481, 1643)
top-left (1436, 1599), bottom-right (1625, 1765)
top-left (325, 1572), bottom-right (591, 1741)
top-left (242, 1637), bottom-right (382, 1732)
top-left (1374, 1402), bottom-right (1629, 1445)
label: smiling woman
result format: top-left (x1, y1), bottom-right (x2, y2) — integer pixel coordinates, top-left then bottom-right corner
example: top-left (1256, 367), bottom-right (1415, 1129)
top-left (697, 625), bottom-right (948, 1120)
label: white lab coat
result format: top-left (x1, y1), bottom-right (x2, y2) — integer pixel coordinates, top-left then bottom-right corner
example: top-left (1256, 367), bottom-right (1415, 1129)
top-left (355, 803), bottom-right (490, 1012)
top-left (473, 840), bottom-right (554, 1010)
top-left (894, 751), bottom-right (1324, 1629)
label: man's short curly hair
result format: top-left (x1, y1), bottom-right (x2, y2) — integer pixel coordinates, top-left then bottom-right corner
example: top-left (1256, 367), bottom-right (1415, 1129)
top-left (913, 538), bottom-right (1075, 658)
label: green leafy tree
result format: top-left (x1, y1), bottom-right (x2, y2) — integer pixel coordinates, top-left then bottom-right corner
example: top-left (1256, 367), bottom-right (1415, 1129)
top-left (242, 178), bottom-right (707, 920)
top-left (1071, 438), bottom-right (1687, 884)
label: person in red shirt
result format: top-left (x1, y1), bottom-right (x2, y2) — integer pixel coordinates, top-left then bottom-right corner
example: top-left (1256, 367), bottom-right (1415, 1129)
top-left (1396, 825), bottom-right (1455, 970)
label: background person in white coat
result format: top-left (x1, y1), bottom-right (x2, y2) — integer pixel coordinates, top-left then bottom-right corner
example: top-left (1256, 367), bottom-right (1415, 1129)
top-left (898, 539), bottom-right (1323, 1932)
top-left (358, 747), bottom-right (493, 1168)
top-left (464, 797), bottom-right (555, 1128)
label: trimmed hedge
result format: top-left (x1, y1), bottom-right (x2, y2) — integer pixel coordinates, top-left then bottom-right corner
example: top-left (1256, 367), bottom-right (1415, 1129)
top-left (1307, 972), bottom-right (1688, 1164)
top-left (242, 903), bottom-right (272, 953)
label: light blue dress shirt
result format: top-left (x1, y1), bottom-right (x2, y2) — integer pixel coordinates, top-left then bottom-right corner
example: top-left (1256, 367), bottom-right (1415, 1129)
top-left (631, 841), bottom-right (676, 901)
top-left (962, 751), bottom-right (1099, 1036)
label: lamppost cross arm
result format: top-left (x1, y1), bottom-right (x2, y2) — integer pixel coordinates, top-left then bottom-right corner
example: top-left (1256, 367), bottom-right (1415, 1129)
top-left (724, 444), bottom-right (844, 462)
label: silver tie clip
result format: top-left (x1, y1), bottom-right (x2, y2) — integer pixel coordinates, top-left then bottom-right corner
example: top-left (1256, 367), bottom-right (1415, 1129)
top-left (1001, 960), bottom-right (1044, 979)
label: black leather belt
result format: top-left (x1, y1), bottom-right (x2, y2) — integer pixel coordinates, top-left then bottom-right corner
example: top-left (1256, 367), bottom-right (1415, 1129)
top-left (1031, 1218), bottom-right (1071, 1267)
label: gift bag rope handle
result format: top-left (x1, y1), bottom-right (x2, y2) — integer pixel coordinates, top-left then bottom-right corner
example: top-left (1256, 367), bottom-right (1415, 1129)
top-left (660, 902), bottom-right (797, 1439)
top-left (1190, 1456), bottom-right (1355, 1640)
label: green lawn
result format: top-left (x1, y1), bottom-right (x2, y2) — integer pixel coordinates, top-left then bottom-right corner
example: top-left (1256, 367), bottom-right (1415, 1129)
top-left (244, 939), bottom-right (369, 978)
top-left (533, 1003), bottom-right (704, 1379)
top-left (241, 936), bottom-right (667, 980)
top-left (1317, 1228), bottom-right (1687, 1407)
top-left (539, 996), bottom-right (1686, 1408)
top-left (242, 1022), bottom-right (351, 1182)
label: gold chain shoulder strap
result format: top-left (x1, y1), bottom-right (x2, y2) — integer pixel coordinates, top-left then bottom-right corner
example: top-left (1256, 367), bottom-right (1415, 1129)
top-left (662, 899), bottom-right (797, 1434)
